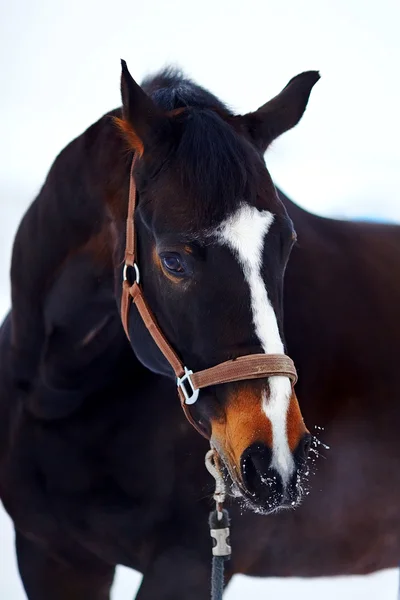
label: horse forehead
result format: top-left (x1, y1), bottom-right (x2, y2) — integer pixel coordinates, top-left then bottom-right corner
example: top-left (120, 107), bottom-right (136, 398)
top-left (213, 204), bottom-right (275, 257)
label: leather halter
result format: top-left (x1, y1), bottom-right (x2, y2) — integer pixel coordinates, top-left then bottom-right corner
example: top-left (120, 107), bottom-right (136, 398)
top-left (120, 155), bottom-right (298, 438)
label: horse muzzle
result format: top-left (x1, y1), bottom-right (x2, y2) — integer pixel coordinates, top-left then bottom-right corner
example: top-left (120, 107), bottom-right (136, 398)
top-left (210, 381), bottom-right (310, 513)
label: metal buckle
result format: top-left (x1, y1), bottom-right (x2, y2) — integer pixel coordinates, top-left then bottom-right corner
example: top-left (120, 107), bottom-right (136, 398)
top-left (123, 263), bottom-right (140, 285)
top-left (177, 367), bottom-right (199, 405)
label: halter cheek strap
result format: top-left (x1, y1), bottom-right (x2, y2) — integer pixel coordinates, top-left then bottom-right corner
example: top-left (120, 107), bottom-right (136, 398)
top-left (120, 155), bottom-right (297, 439)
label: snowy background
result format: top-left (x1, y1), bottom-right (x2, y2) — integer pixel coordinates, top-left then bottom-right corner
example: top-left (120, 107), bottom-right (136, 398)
top-left (1, 0), bottom-right (400, 598)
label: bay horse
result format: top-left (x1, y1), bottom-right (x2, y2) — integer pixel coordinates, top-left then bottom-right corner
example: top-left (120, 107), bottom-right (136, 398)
top-left (0, 62), bottom-right (400, 600)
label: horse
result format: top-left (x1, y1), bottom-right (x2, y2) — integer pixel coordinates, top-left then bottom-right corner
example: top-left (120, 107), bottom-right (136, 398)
top-left (1, 61), bottom-right (400, 600)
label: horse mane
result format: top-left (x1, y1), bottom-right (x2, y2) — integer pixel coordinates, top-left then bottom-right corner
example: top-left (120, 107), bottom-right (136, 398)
top-left (141, 67), bottom-right (260, 226)
top-left (141, 66), bottom-right (229, 111)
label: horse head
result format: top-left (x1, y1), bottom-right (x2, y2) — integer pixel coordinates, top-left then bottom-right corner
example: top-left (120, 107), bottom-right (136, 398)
top-left (114, 62), bottom-right (319, 513)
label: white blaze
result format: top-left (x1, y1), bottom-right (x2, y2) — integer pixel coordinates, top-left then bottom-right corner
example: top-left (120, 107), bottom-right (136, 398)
top-left (216, 204), bottom-right (294, 483)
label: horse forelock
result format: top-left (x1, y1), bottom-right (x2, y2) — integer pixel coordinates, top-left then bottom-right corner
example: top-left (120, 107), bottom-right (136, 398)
top-left (141, 67), bottom-right (229, 112)
top-left (136, 68), bottom-right (266, 231)
top-left (174, 110), bottom-right (260, 227)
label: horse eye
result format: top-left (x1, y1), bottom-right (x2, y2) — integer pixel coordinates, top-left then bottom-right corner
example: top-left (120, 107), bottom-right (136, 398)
top-left (160, 253), bottom-right (186, 275)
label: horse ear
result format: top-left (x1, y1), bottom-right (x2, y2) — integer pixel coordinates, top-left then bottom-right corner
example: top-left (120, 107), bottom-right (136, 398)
top-left (115, 59), bottom-right (170, 156)
top-left (239, 71), bottom-right (320, 153)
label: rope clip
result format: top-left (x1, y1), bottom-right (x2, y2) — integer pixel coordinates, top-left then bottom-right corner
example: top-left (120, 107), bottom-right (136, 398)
top-left (205, 449), bottom-right (231, 559)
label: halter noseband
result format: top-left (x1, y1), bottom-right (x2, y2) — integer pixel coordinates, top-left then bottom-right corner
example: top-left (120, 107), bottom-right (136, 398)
top-left (120, 155), bottom-right (297, 438)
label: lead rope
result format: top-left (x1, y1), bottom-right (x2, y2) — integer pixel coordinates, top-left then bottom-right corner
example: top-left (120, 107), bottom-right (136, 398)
top-left (205, 449), bottom-right (231, 600)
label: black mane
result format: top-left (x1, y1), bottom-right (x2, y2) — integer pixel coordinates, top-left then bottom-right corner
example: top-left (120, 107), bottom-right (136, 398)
top-left (142, 67), bottom-right (259, 226)
top-left (141, 66), bottom-right (229, 112)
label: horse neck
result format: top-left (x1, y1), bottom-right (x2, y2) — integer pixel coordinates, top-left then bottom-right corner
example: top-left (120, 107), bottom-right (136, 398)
top-left (278, 188), bottom-right (336, 362)
top-left (279, 189), bottom-right (375, 407)
top-left (10, 110), bottom-right (130, 384)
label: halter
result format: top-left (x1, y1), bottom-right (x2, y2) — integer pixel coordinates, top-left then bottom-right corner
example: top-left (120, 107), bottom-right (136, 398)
top-left (120, 155), bottom-right (298, 438)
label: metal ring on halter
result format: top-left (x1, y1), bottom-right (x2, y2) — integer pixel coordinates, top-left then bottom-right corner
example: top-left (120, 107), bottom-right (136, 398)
top-left (123, 263), bottom-right (140, 285)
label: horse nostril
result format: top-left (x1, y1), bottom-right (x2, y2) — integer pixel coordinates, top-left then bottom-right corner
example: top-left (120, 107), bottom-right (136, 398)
top-left (240, 443), bottom-right (282, 500)
top-left (241, 449), bottom-right (259, 494)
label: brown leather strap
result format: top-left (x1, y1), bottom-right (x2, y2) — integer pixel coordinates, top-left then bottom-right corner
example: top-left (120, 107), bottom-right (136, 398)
top-left (120, 154), bottom-right (186, 376)
top-left (120, 154), bottom-right (298, 439)
top-left (121, 281), bottom-right (132, 339)
top-left (191, 354), bottom-right (297, 389)
top-left (129, 282), bottom-right (185, 378)
top-left (121, 155), bottom-right (139, 340)
top-left (125, 157), bottom-right (137, 268)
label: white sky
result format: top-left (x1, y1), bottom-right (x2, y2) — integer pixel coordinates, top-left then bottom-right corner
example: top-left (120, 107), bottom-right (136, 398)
top-left (1, 0), bottom-right (400, 598)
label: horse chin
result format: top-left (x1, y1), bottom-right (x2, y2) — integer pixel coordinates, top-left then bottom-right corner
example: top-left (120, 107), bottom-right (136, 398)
top-left (229, 478), bottom-right (306, 515)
